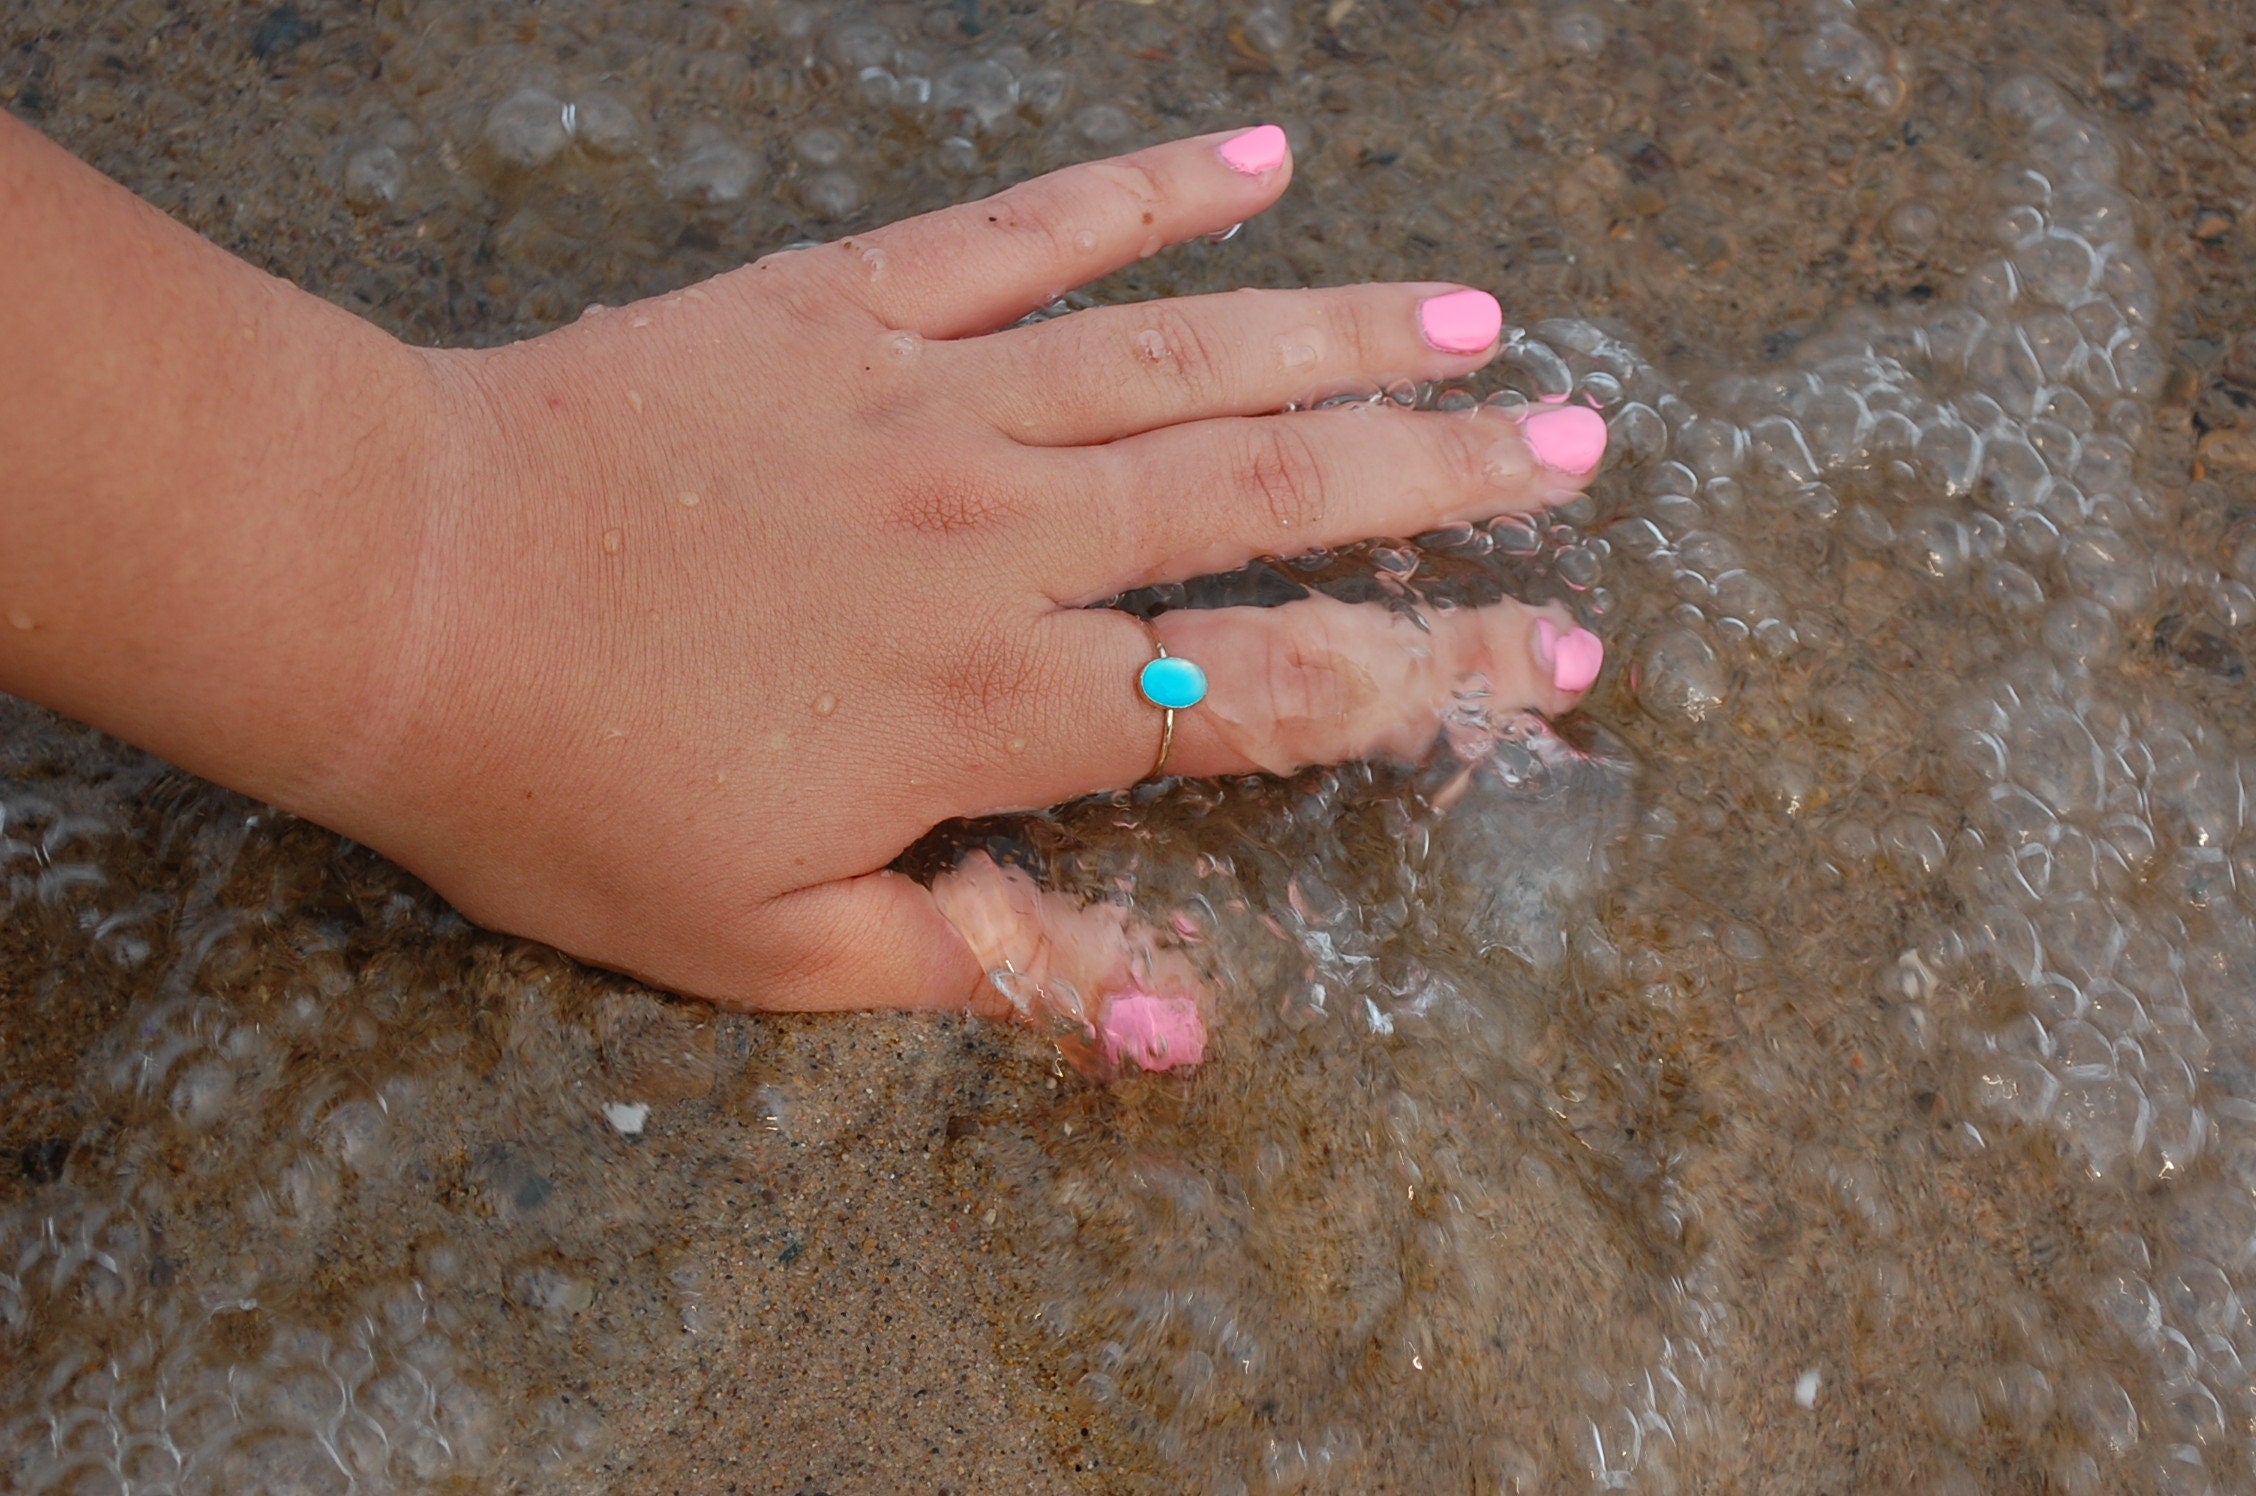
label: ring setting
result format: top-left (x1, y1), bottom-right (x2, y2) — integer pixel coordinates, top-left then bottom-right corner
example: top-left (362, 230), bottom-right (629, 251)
top-left (1137, 637), bottom-right (1206, 780)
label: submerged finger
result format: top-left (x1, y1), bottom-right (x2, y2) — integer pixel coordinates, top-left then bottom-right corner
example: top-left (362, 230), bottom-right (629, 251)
top-left (975, 595), bottom-right (1603, 811)
top-left (1149, 594), bottom-right (1605, 779)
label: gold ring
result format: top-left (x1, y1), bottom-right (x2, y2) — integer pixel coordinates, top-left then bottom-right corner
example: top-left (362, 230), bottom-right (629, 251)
top-left (1135, 622), bottom-right (1207, 782)
top-left (1146, 630), bottom-right (1177, 781)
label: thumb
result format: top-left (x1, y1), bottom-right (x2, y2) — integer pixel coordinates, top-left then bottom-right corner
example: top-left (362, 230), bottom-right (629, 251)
top-left (744, 870), bottom-right (993, 1014)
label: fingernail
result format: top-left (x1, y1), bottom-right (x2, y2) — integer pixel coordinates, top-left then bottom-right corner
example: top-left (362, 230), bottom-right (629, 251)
top-left (1559, 627), bottom-right (1605, 692)
top-left (1523, 404), bottom-right (1609, 474)
top-left (1531, 617), bottom-right (1604, 693)
top-left (1417, 288), bottom-right (1503, 354)
top-left (1218, 124), bottom-right (1290, 176)
top-left (1098, 990), bottom-right (1207, 1073)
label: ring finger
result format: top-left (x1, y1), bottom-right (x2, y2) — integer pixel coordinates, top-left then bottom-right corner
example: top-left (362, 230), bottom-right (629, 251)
top-left (970, 594), bottom-right (1606, 811)
top-left (1051, 401), bottom-right (1609, 599)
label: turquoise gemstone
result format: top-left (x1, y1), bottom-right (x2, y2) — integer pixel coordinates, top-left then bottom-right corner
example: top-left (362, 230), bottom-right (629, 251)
top-left (1139, 656), bottom-right (1208, 710)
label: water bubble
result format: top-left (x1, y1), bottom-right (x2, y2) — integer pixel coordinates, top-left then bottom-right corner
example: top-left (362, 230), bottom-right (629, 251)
top-left (1633, 629), bottom-right (1729, 723)
top-left (1887, 200), bottom-right (1941, 247)
top-left (935, 60), bottom-right (1018, 132)
top-left (1074, 103), bottom-right (1135, 146)
top-left (2019, 232), bottom-right (2101, 308)
top-left (1745, 415), bottom-right (1818, 481)
top-left (1017, 68), bottom-right (1069, 120)
top-left (1900, 509), bottom-right (1972, 581)
top-left (567, 93), bottom-right (644, 156)
top-left (482, 88), bottom-right (569, 169)
top-left (1802, 20), bottom-right (1890, 101)
top-left (825, 19), bottom-right (894, 70)
top-left (796, 127), bottom-right (850, 168)
top-left (664, 126), bottom-right (762, 205)
top-left (2060, 527), bottom-right (2155, 615)
top-left (1550, 5), bottom-right (1608, 58)
top-left (2030, 113), bottom-right (2121, 186)
top-left (937, 136), bottom-right (980, 174)
top-left (341, 144), bottom-right (404, 209)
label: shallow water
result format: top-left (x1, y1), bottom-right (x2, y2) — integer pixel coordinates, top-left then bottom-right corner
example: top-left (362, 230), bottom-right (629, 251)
top-left (9, 0), bottom-right (2256, 1491)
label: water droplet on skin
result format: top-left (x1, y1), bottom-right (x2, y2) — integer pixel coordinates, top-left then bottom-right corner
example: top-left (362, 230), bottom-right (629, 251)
top-left (1135, 329), bottom-right (1168, 363)
top-left (889, 333), bottom-right (921, 359)
top-left (678, 492), bottom-right (700, 507)
top-left (581, 303), bottom-right (607, 319)
top-left (859, 244), bottom-right (887, 275)
top-left (1007, 737), bottom-right (1028, 754)
top-left (1073, 230), bottom-right (1098, 251)
top-left (601, 529), bottom-right (623, 554)
top-left (630, 315), bottom-right (652, 328)
top-left (625, 390), bottom-right (644, 412)
top-left (1277, 330), bottom-right (1320, 368)
top-left (812, 694), bottom-right (837, 717)
top-left (7, 610), bottom-right (31, 631)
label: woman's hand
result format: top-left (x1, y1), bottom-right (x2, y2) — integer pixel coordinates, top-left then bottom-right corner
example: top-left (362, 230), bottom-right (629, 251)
top-left (0, 114), bottom-right (1602, 1015)
top-left (351, 126), bottom-right (1607, 1012)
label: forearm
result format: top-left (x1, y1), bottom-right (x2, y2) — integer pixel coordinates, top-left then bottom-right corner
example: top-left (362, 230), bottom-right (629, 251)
top-left (0, 112), bottom-right (440, 817)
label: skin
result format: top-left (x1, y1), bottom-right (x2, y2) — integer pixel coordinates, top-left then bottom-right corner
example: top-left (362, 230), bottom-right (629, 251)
top-left (0, 115), bottom-right (1601, 1018)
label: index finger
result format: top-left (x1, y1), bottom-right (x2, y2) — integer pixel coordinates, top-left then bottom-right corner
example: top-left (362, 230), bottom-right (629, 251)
top-left (806, 126), bottom-right (1295, 340)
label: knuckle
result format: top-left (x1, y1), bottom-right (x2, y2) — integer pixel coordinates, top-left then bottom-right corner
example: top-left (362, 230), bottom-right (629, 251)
top-left (1086, 158), bottom-right (1173, 217)
top-left (980, 181), bottom-right (1080, 265)
top-left (1129, 304), bottom-right (1226, 400)
top-left (879, 457), bottom-right (1019, 538)
top-left (1242, 423), bottom-right (1331, 534)
top-left (934, 626), bottom-right (1049, 736)
top-left (1440, 415), bottom-right (1501, 497)
top-left (1255, 616), bottom-right (1348, 729)
top-left (1328, 291), bottom-right (1385, 367)
top-left (731, 246), bottom-right (853, 328)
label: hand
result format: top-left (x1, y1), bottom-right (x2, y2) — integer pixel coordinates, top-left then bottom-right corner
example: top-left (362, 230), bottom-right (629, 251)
top-left (327, 126), bottom-right (1609, 1012)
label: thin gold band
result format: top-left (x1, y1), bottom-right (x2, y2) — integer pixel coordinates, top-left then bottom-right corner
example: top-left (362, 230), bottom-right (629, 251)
top-left (1144, 624), bottom-right (1175, 782)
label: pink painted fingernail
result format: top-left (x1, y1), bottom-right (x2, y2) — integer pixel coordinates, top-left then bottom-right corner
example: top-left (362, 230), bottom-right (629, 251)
top-left (1218, 124), bottom-right (1290, 176)
top-left (1098, 989), bottom-right (1206, 1073)
top-left (1417, 288), bottom-right (1503, 354)
top-left (1531, 617), bottom-right (1604, 693)
top-left (1523, 404), bottom-right (1609, 474)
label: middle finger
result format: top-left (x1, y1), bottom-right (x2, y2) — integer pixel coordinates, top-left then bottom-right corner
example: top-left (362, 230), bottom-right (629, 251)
top-left (1047, 401), bottom-right (1608, 600)
top-left (964, 282), bottom-right (1508, 445)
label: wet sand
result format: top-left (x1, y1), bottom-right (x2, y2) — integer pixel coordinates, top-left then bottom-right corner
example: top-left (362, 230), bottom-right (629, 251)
top-left (9, 0), bottom-right (2256, 1492)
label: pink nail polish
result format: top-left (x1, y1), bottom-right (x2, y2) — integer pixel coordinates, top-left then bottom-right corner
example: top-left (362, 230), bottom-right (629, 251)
top-left (1531, 617), bottom-right (1603, 693)
top-left (1098, 989), bottom-right (1206, 1072)
top-left (1553, 627), bottom-right (1605, 693)
top-left (1218, 125), bottom-right (1289, 176)
top-left (1417, 288), bottom-right (1502, 354)
top-left (1523, 404), bottom-right (1609, 475)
